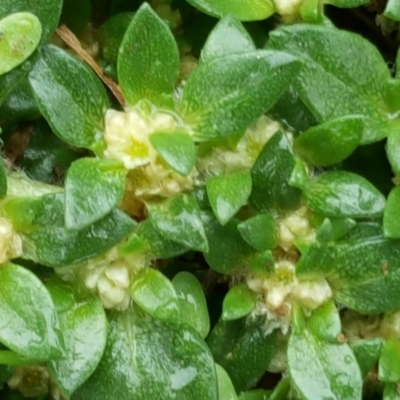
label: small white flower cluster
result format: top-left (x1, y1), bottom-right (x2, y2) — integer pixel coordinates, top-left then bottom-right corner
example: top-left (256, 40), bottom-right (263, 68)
top-left (247, 260), bottom-right (332, 334)
top-left (8, 365), bottom-right (62, 399)
top-left (276, 206), bottom-right (316, 251)
top-left (341, 310), bottom-right (382, 342)
top-left (0, 217), bottom-right (23, 265)
top-left (196, 116), bottom-right (281, 179)
top-left (274, 0), bottom-right (303, 22)
top-left (57, 247), bottom-right (147, 311)
top-left (103, 107), bottom-right (197, 200)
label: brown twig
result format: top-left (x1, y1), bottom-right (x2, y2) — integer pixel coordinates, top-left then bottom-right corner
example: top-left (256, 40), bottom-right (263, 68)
top-left (56, 25), bottom-right (125, 107)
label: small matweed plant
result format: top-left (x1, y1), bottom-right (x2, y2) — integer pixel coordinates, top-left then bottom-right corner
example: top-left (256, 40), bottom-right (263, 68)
top-left (1, 0), bottom-right (400, 398)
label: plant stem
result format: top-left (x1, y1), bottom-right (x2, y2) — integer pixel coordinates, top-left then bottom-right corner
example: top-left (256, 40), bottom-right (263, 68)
top-left (0, 350), bottom-right (39, 366)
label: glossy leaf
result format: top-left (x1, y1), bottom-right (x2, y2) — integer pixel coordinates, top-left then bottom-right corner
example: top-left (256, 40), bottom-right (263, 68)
top-left (288, 326), bottom-right (362, 400)
top-left (118, 3), bottom-right (179, 106)
top-left (251, 131), bottom-right (301, 211)
top-left (0, 0), bottom-right (63, 43)
top-left (222, 284), bottom-right (257, 321)
top-left (237, 213), bottom-right (277, 251)
top-left (147, 194), bottom-right (208, 252)
top-left (172, 272), bottom-right (210, 338)
top-left (307, 301), bottom-right (341, 343)
top-left (268, 24), bottom-right (391, 144)
top-left (65, 158), bottom-right (126, 230)
top-left (206, 171), bottom-right (252, 225)
top-left (207, 318), bottom-right (277, 392)
top-left (0, 157), bottom-right (7, 198)
top-left (216, 364), bottom-right (238, 400)
top-left (149, 131), bottom-right (195, 176)
top-left (186, 0), bottom-right (275, 21)
top-left (29, 44), bottom-right (109, 149)
top-left (384, 0), bottom-right (400, 20)
top-left (384, 186), bottom-right (400, 238)
top-left (180, 51), bottom-right (301, 140)
top-left (379, 340), bottom-right (400, 383)
top-left (130, 268), bottom-right (179, 323)
top-left (0, 13), bottom-right (41, 77)
top-left (330, 236), bottom-right (400, 313)
top-left (350, 338), bottom-right (383, 378)
top-left (47, 280), bottom-right (107, 397)
top-left (73, 305), bottom-right (218, 400)
top-left (294, 116), bottom-right (363, 166)
top-left (201, 16), bottom-right (255, 63)
top-left (21, 193), bottom-right (136, 267)
top-left (302, 171), bottom-right (386, 219)
top-left (0, 263), bottom-right (63, 361)
top-left (201, 212), bottom-right (254, 274)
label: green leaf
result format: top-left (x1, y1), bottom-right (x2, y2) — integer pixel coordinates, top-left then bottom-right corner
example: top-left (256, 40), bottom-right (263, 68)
top-left (28, 44), bottom-right (109, 149)
top-left (206, 171), bottom-right (252, 225)
top-left (302, 171), bottom-right (386, 219)
top-left (201, 16), bottom-right (255, 63)
top-left (387, 122), bottom-right (400, 175)
top-left (147, 194), bottom-right (208, 252)
top-left (327, 0), bottom-right (368, 6)
top-left (0, 157), bottom-right (7, 198)
top-left (0, 0), bottom-right (63, 43)
top-left (238, 213), bottom-right (277, 251)
top-left (60, 0), bottom-right (91, 35)
top-left (65, 158), bottom-right (126, 230)
top-left (238, 389), bottom-right (272, 400)
top-left (186, 0), bottom-right (275, 21)
top-left (0, 263), bottom-right (63, 361)
top-left (207, 318), bottom-right (277, 392)
top-left (216, 364), bottom-right (238, 400)
top-left (384, 186), bottom-right (400, 238)
top-left (250, 131), bottom-right (301, 211)
top-left (47, 279), bottom-right (107, 397)
top-left (180, 51), bottom-right (301, 141)
top-left (118, 3), bottom-right (179, 106)
top-left (350, 338), bottom-right (383, 378)
top-left (136, 219), bottom-right (189, 259)
top-left (222, 284), bottom-right (257, 321)
top-left (0, 13), bottom-right (41, 77)
top-left (98, 13), bottom-right (134, 63)
top-left (307, 301), bottom-right (341, 343)
top-left (73, 304), bottom-right (218, 400)
top-left (384, 0), bottom-right (400, 20)
top-left (172, 272), bottom-right (210, 338)
top-left (383, 383), bottom-right (400, 400)
top-left (379, 340), bottom-right (400, 383)
top-left (201, 212), bottom-right (254, 274)
top-left (288, 326), bottom-right (362, 400)
top-left (268, 24), bottom-right (391, 144)
top-left (329, 236), bottom-right (400, 313)
top-left (21, 193), bottom-right (136, 267)
top-left (130, 268), bottom-right (179, 323)
top-left (294, 116), bottom-right (364, 166)
top-left (149, 131), bottom-right (195, 176)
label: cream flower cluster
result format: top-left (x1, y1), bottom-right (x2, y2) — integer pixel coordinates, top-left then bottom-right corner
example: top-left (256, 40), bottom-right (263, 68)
top-left (8, 365), bottom-right (62, 399)
top-left (0, 217), bottom-right (23, 265)
top-left (274, 0), bottom-right (303, 22)
top-left (276, 206), bottom-right (316, 251)
top-left (57, 247), bottom-right (147, 311)
top-left (247, 260), bottom-right (332, 334)
top-left (103, 107), bottom-right (197, 199)
top-left (196, 116), bottom-right (281, 179)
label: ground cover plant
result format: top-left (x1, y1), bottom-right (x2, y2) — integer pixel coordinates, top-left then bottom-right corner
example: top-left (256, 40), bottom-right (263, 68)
top-left (1, 0), bottom-right (400, 399)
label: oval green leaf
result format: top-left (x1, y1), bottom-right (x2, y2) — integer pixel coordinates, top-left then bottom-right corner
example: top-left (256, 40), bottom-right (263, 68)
top-left (118, 3), bottom-right (179, 106)
top-left (73, 305), bottom-right (218, 400)
top-left (222, 283), bottom-right (257, 321)
top-left (384, 186), bottom-right (400, 238)
top-left (379, 339), bottom-right (400, 383)
top-left (350, 338), bottom-right (383, 378)
top-left (294, 116), bottom-right (364, 166)
top-left (47, 280), bottom-right (107, 397)
top-left (206, 171), bottom-right (252, 225)
top-left (180, 51), bottom-right (301, 141)
top-left (303, 171), bottom-right (386, 219)
top-left (65, 158), bottom-right (126, 230)
top-left (149, 131), bottom-right (195, 176)
top-left (216, 364), bottom-right (238, 400)
top-left (0, 12), bottom-right (41, 76)
top-left (172, 272), bottom-right (210, 338)
top-left (28, 44), bottom-right (109, 149)
top-left (130, 268), bottom-right (179, 323)
top-left (186, 0), bottom-right (275, 21)
top-left (0, 263), bottom-right (63, 361)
